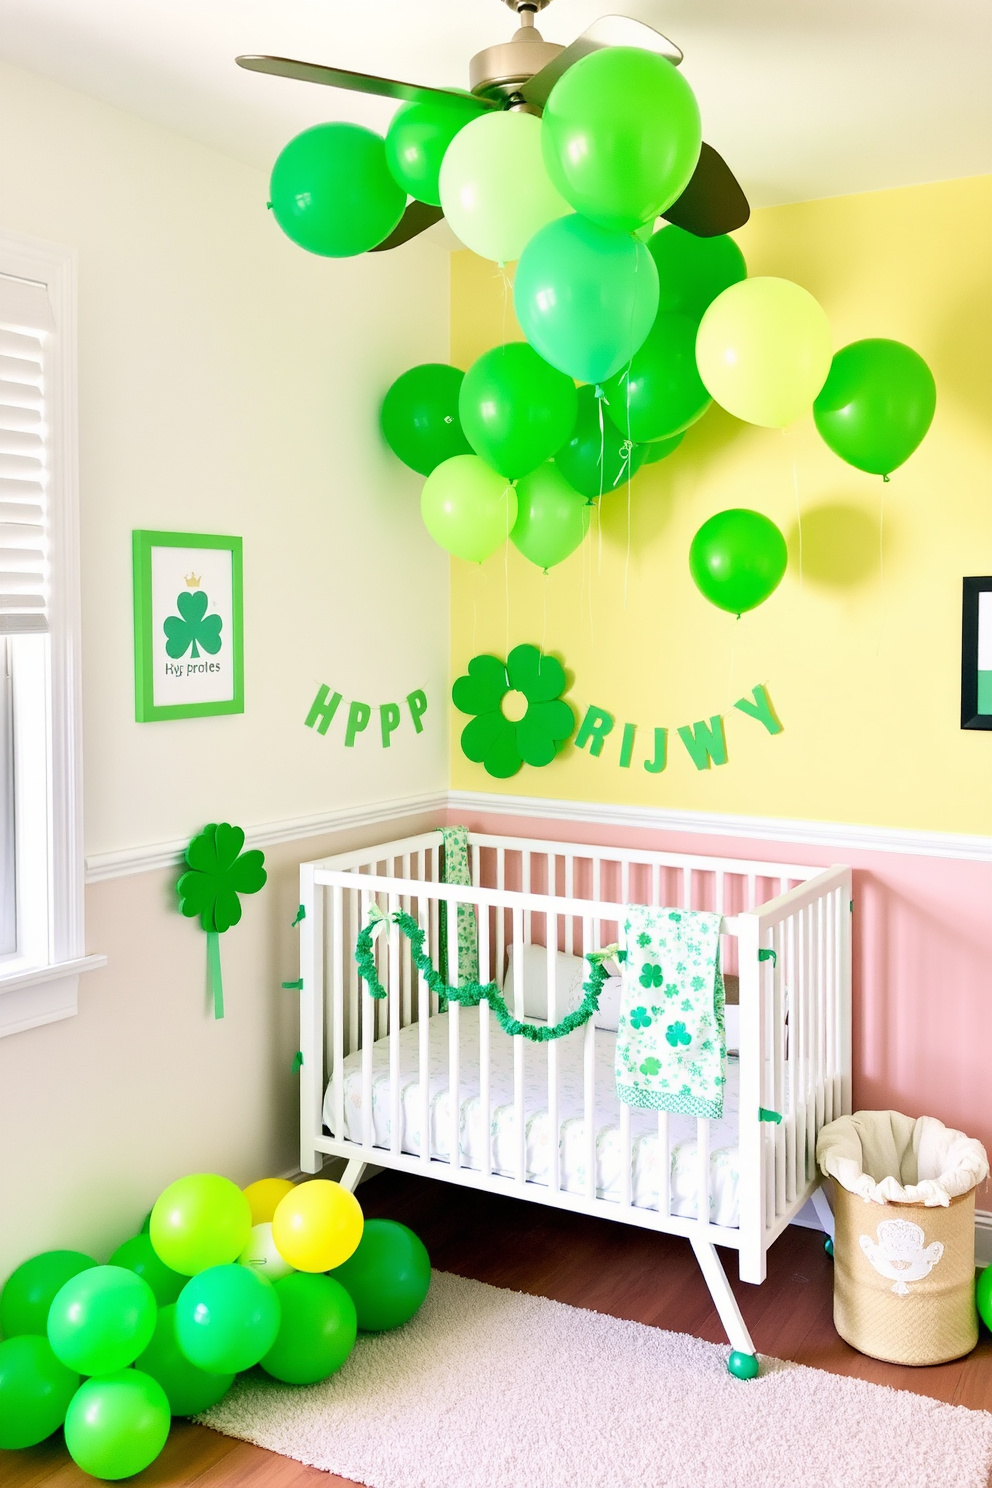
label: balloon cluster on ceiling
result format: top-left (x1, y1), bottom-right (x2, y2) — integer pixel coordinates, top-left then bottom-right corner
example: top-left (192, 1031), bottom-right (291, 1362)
top-left (269, 47), bottom-right (936, 616)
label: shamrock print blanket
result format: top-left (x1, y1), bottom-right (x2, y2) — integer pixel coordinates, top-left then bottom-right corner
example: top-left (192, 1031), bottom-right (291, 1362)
top-left (615, 906), bottom-right (726, 1119)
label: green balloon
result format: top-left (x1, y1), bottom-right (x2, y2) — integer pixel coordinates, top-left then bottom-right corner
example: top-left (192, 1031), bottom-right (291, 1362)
top-left (813, 338), bottom-right (936, 477)
top-left (603, 312), bottom-right (711, 443)
top-left (64, 1370), bottom-right (170, 1481)
top-left (260, 1273), bottom-right (357, 1384)
top-left (135, 1304), bottom-right (233, 1417)
top-left (554, 384), bottom-right (646, 500)
top-left (542, 46), bottom-right (701, 233)
top-left (150, 1172), bottom-right (252, 1276)
top-left (639, 431), bottom-right (685, 465)
top-left (174, 1264), bottom-right (280, 1374)
top-left (329, 1220), bottom-right (431, 1332)
top-left (0, 1249), bottom-right (97, 1337)
top-left (381, 363), bottom-right (473, 476)
top-left (269, 123), bottom-right (406, 258)
top-left (385, 99), bottom-right (477, 207)
top-left (421, 454), bottom-right (518, 564)
top-left (648, 225), bottom-right (747, 323)
top-left (976, 1260), bottom-right (992, 1332)
top-left (459, 343), bottom-right (578, 480)
top-left (47, 1265), bottom-right (157, 1376)
top-left (514, 214), bottom-right (659, 386)
top-left (0, 1335), bottom-right (79, 1448)
top-left (511, 463), bottom-right (591, 571)
top-left (110, 1233), bottom-right (185, 1307)
top-left (689, 509), bottom-right (788, 615)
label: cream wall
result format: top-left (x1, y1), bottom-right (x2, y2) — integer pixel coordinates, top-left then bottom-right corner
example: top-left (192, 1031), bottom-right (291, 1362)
top-left (0, 62), bottom-right (450, 1279)
top-left (449, 175), bottom-right (992, 836)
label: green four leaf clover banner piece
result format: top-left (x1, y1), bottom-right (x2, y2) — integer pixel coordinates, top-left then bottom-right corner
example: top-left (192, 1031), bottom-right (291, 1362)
top-left (177, 822), bottom-right (267, 1018)
top-left (452, 646), bottom-right (784, 778)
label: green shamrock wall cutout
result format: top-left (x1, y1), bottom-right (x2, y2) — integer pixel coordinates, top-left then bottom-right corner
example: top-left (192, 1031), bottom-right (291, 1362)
top-left (452, 644), bottom-right (575, 779)
top-left (164, 589), bottom-right (223, 661)
top-left (177, 822), bottom-right (266, 1017)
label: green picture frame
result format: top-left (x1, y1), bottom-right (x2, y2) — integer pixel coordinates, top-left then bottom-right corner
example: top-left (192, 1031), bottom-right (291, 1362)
top-left (132, 530), bottom-right (244, 722)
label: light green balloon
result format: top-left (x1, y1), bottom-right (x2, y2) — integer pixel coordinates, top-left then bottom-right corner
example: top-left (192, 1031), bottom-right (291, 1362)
top-left (439, 111), bottom-right (571, 263)
top-left (695, 276), bottom-right (833, 428)
top-left (511, 463), bottom-right (590, 571)
top-left (420, 454), bottom-right (518, 564)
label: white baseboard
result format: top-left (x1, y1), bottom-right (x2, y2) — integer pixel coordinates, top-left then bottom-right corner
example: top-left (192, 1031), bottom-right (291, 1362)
top-left (448, 790), bottom-right (992, 864)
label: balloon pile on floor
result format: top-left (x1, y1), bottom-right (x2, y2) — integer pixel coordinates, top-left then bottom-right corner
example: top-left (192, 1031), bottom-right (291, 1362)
top-left (266, 47), bottom-right (936, 615)
top-left (0, 1174), bottom-right (431, 1480)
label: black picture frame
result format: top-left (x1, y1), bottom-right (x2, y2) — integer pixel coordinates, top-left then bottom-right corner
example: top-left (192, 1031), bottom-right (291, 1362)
top-left (961, 576), bottom-right (992, 731)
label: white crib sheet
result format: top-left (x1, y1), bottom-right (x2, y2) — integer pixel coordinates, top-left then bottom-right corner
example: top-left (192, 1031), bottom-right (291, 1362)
top-left (323, 1008), bottom-right (742, 1228)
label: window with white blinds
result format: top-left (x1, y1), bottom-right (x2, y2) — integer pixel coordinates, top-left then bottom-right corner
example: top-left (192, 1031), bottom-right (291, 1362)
top-left (0, 274), bottom-right (54, 635)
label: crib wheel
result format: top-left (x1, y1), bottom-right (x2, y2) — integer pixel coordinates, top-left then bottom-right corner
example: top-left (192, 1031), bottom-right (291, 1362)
top-left (727, 1351), bottom-right (760, 1380)
top-left (824, 1236), bottom-right (834, 1258)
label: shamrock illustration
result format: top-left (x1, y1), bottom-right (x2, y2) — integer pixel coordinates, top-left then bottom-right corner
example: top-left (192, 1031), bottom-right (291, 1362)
top-left (629, 1006), bottom-right (652, 1030)
top-left (668, 912), bottom-right (682, 922)
top-left (178, 823), bottom-right (266, 1019)
top-left (664, 982), bottom-right (679, 998)
top-left (639, 1057), bottom-right (661, 1076)
top-left (639, 963), bottom-right (663, 989)
top-left (665, 1021), bottom-right (692, 1048)
top-left (691, 975), bottom-right (706, 991)
top-left (637, 932), bottom-right (652, 948)
top-left (164, 590), bottom-right (223, 660)
top-left (452, 644), bottom-right (575, 779)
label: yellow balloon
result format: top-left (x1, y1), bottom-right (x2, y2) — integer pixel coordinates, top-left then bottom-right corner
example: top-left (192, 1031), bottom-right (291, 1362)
top-left (695, 276), bottom-right (832, 428)
top-left (242, 1178), bottom-right (296, 1227)
top-left (271, 1180), bottom-right (364, 1273)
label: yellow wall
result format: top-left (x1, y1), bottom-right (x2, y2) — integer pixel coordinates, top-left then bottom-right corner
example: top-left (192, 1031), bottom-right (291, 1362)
top-left (449, 175), bottom-right (992, 834)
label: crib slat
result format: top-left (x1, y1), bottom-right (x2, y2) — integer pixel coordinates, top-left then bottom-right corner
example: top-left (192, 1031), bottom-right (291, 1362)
top-left (496, 848), bottom-right (506, 986)
top-left (449, 902), bottom-right (461, 1173)
top-left (683, 864), bottom-right (692, 910)
top-left (583, 916), bottom-right (596, 1202)
top-left (478, 898), bottom-right (492, 1180)
top-left (564, 856), bottom-right (574, 953)
top-left (512, 906), bottom-right (525, 1189)
top-left (348, 888), bottom-right (360, 1056)
top-left (389, 894), bottom-right (401, 1156)
top-left (332, 886), bottom-right (344, 1141)
top-left (401, 855), bottom-right (412, 1028)
top-left (547, 931), bottom-right (559, 1195)
top-left (361, 891), bottom-right (375, 1151)
top-left (418, 899), bottom-right (431, 1171)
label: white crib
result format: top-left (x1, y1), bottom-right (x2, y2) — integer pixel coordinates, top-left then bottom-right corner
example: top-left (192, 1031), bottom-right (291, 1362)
top-left (296, 829), bottom-right (851, 1372)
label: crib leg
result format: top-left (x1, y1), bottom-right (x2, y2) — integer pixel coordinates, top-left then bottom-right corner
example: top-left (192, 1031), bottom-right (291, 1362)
top-left (810, 1182), bottom-right (835, 1255)
top-left (338, 1158), bottom-right (367, 1194)
top-left (690, 1238), bottom-right (759, 1379)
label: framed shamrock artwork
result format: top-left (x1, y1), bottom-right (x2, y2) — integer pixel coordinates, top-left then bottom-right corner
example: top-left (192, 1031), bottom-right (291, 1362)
top-left (132, 530), bottom-right (244, 722)
top-left (961, 576), bottom-right (992, 731)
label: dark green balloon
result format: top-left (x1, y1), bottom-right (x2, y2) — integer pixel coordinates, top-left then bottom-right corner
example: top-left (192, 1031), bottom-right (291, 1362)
top-left (689, 509), bottom-right (788, 615)
top-left (603, 312), bottom-right (710, 443)
top-left (260, 1273), bottom-right (357, 1384)
top-left (0, 1335), bottom-right (79, 1448)
top-left (638, 431), bottom-right (685, 465)
top-left (554, 383), bottom-right (645, 500)
top-left (329, 1219), bottom-right (431, 1332)
top-left (813, 338), bottom-right (936, 476)
top-left (385, 99), bottom-right (478, 207)
top-left (0, 1250), bottom-right (97, 1338)
top-left (134, 1304), bottom-right (233, 1417)
top-left (381, 363), bottom-right (473, 476)
top-left (64, 1370), bottom-right (170, 1481)
top-left (460, 342), bottom-right (578, 480)
top-left (110, 1233), bottom-right (185, 1308)
top-left (269, 123), bottom-right (406, 258)
top-left (648, 225), bottom-right (746, 322)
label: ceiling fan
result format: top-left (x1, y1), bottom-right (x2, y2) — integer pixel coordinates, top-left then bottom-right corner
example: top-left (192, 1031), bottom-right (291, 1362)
top-left (236, 0), bottom-right (749, 254)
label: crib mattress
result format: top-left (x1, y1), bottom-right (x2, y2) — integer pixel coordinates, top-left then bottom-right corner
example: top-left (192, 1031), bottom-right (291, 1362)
top-left (323, 1008), bottom-right (742, 1227)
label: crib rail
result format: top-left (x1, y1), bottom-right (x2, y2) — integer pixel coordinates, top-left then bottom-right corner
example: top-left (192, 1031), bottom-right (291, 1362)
top-left (298, 834), bottom-right (850, 1283)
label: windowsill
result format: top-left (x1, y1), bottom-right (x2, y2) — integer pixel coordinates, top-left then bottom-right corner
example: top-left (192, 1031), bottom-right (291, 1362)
top-left (0, 953), bottom-right (107, 1036)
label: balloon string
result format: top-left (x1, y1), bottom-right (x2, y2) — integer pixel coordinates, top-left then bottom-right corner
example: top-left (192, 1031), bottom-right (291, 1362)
top-left (542, 570), bottom-right (549, 654)
top-left (503, 482), bottom-right (512, 659)
top-left (622, 359), bottom-right (634, 610)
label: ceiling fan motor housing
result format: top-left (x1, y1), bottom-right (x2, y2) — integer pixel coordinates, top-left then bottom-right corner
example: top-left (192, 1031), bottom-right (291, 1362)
top-left (471, 8), bottom-right (563, 108)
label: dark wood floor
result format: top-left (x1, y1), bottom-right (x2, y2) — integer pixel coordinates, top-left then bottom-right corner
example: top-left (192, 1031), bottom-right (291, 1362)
top-left (5, 1170), bottom-right (991, 1486)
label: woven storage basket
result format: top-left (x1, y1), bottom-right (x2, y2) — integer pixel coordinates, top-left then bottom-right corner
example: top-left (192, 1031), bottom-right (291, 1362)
top-left (831, 1181), bottom-right (978, 1365)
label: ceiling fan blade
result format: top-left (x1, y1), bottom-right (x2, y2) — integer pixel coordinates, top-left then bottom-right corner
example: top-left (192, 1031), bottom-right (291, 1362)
top-left (519, 16), bottom-right (682, 110)
top-left (369, 200), bottom-right (445, 253)
top-left (236, 55), bottom-right (496, 112)
top-left (660, 143), bottom-right (750, 237)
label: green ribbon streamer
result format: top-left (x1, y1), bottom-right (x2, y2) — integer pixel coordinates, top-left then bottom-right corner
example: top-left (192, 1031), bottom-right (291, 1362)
top-left (758, 948), bottom-right (778, 965)
top-left (207, 930), bottom-right (224, 1019)
top-left (356, 909), bottom-right (610, 1044)
top-left (759, 1107), bottom-right (783, 1124)
top-left (282, 978), bottom-right (303, 991)
top-left (291, 904), bottom-right (306, 927)
top-left (292, 1050), bottom-right (303, 1073)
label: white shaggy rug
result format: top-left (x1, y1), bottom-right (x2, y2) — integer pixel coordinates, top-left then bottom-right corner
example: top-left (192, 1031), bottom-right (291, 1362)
top-left (200, 1271), bottom-right (992, 1488)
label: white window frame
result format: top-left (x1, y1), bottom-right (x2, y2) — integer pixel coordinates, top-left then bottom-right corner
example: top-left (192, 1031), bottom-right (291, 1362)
top-left (0, 228), bottom-right (104, 1035)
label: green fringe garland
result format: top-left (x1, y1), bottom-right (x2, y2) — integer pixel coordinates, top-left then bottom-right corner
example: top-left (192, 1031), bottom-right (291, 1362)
top-left (356, 909), bottom-right (614, 1044)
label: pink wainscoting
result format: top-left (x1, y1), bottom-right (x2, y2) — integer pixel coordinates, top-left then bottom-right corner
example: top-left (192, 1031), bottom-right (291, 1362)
top-left (448, 806), bottom-right (992, 1206)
